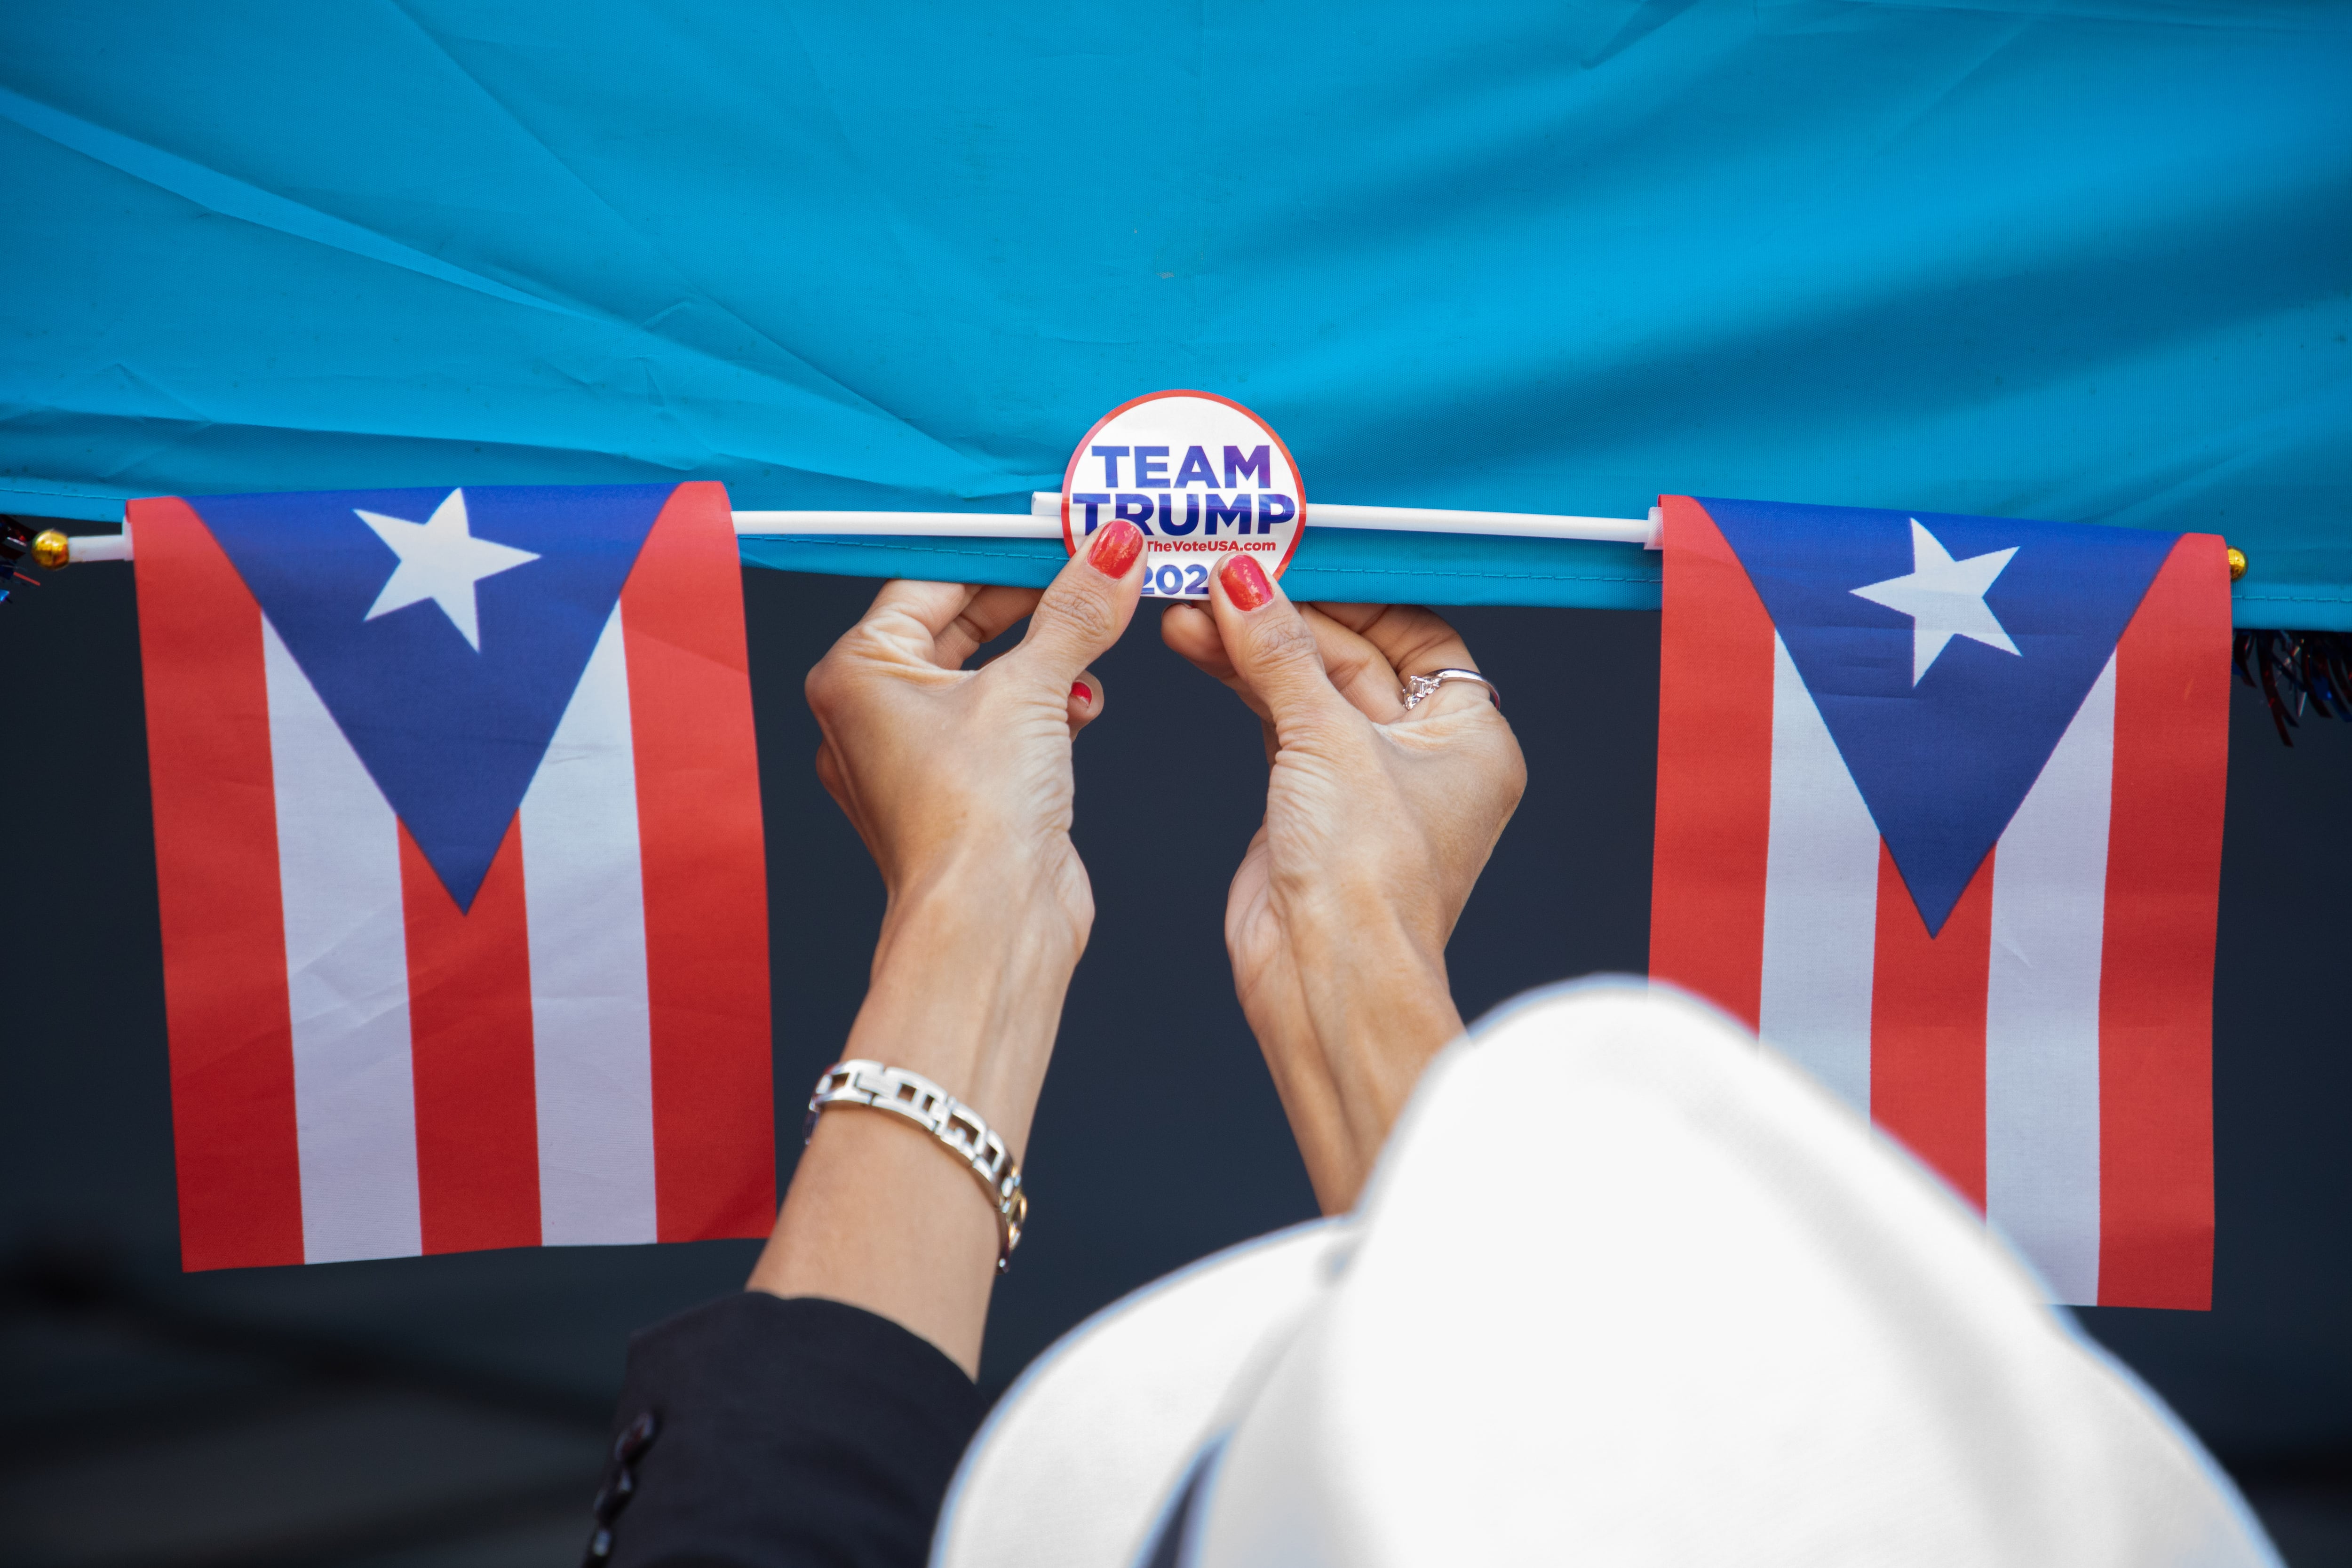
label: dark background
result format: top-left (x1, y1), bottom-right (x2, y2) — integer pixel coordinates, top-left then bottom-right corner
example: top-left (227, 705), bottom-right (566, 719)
top-left (5, 541), bottom-right (2348, 1565)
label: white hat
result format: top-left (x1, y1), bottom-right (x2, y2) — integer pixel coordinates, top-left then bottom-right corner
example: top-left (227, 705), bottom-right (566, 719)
top-left (933, 981), bottom-right (2277, 1568)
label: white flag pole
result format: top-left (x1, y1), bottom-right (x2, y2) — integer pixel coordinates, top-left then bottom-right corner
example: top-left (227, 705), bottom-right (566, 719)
top-left (731, 493), bottom-right (1660, 544)
top-left (32, 494), bottom-right (1663, 564)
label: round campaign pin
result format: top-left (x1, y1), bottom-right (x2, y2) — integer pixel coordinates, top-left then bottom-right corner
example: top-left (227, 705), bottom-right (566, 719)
top-left (1061, 391), bottom-right (1303, 600)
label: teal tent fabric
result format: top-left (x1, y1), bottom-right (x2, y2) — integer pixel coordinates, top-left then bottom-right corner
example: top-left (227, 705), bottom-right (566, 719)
top-left (3, 2), bottom-right (2348, 624)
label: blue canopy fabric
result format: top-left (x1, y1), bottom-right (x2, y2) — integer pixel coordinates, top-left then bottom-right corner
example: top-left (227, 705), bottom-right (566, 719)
top-left (4, 2), bottom-right (2348, 625)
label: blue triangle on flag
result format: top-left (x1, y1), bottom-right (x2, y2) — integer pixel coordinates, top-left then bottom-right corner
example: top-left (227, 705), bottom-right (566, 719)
top-left (196, 485), bottom-right (672, 909)
top-left (1702, 497), bottom-right (2177, 936)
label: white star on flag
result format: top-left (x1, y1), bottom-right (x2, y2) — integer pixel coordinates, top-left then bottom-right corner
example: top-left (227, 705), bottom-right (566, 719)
top-left (1851, 519), bottom-right (2021, 685)
top-left (354, 489), bottom-right (540, 651)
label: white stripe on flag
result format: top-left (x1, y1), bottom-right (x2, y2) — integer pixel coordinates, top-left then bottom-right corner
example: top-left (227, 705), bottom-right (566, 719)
top-left (260, 619), bottom-right (423, 1263)
top-left (1986, 653), bottom-right (2116, 1305)
top-left (1758, 633), bottom-right (1881, 1113)
top-left (520, 606), bottom-right (660, 1245)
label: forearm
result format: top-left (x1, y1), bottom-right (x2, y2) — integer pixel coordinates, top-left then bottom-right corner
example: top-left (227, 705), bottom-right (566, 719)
top-left (858, 851), bottom-right (1084, 1150)
top-left (748, 864), bottom-right (1081, 1376)
top-left (1249, 895), bottom-right (1465, 1212)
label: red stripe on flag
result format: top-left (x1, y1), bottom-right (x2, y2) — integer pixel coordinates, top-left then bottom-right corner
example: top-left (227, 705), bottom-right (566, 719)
top-left (620, 482), bottom-right (776, 1241)
top-left (1870, 844), bottom-right (1993, 1210)
top-left (2098, 534), bottom-right (2228, 1309)
top-left (131, 498), bottom-right (305, 1271)
top-left (401, 817), bottom-right (541, 1255)
top-left (1650, 496), bottom-right (1776, 1029)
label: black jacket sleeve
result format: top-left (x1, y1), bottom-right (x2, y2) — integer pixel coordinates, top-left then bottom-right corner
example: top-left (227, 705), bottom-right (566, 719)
top-left (588, 1293), bottom-right (989, 1568)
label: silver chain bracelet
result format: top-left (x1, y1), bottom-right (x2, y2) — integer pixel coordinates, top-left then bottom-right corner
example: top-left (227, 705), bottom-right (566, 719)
top-left (805, 1059), bottom-right (1027, 1271)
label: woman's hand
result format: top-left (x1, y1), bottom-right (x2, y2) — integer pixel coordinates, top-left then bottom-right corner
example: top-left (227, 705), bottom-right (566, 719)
top-left (750, 521), bottom-right (1147, 1372)
top-left (1163, 555), bottom-right (1525, 1212)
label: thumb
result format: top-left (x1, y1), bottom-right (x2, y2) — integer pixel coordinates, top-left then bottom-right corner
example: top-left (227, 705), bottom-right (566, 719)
top-left (1208, 551), bottom-right (1350, 739)
top-left (1002, 517), bottom-right (1148, 689)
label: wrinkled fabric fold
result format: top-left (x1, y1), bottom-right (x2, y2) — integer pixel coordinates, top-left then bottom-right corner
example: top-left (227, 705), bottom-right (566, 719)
top-left (4, 2), bottom-right (2345, 621)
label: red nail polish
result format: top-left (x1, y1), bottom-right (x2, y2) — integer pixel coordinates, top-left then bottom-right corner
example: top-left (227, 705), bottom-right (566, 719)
top-left (1088, 519), bottom-right (1144, 578)
top-left (1071, 681), bottom-right (1092, 704)
top-left (1220, 553), bottom-right (1272, 611)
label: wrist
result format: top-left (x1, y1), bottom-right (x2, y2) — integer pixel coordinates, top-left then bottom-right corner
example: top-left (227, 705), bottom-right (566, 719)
top-left (882, 845), bottom-right (1090, 960)
top-left (1291, 933), bottom-right (1463, 1088)
top-left (850, 855), bottom-right (1084, 1154)
top-left (1247, 903), bottom-right (1463, 1206)
top-left (1286, 888), bottom-right (1457, 1031)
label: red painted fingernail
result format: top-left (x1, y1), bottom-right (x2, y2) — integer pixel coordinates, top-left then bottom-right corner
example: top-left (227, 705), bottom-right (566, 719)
top-left (1088, 518), bottom-right (1144, 578)
top-left (1071, 681), bottom-right (1093, 704)
top-left (1220, 553), bottom-right (1272, 611)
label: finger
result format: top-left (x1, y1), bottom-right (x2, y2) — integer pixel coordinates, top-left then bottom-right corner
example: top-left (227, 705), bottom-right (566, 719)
top-left (1291, 605), bottom-right (1414, 721)
top-left (1169, 592), bottom-right (1397, 722)
top-left (1310, 603), bottom-right (1477, 680)
top-left (1067, 669), bottom-right (1104, 736)
top-left (844, 580), bottom-right (1049, 672)
top-left (1206, 552), bottom-right (1352, 738)
top-left (1164, 602), bottom-right (1277, 756)
top-left (853, 579), bottom-right (984, 665)
top-left (1161, 601), bottom-right (1271, 720)
top-left (1001, 518), bottom-right (1148, 690)
top-left (1160, 601), bottom-right (1235, 681)
top-left (935, 584), bottom-right (1046, 669)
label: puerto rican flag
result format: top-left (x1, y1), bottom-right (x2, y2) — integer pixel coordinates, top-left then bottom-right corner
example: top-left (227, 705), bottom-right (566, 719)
top-left (131, 482), bottom-right (774, 1270)
top-left (1650, 495), bottom-right (2229, 1309)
